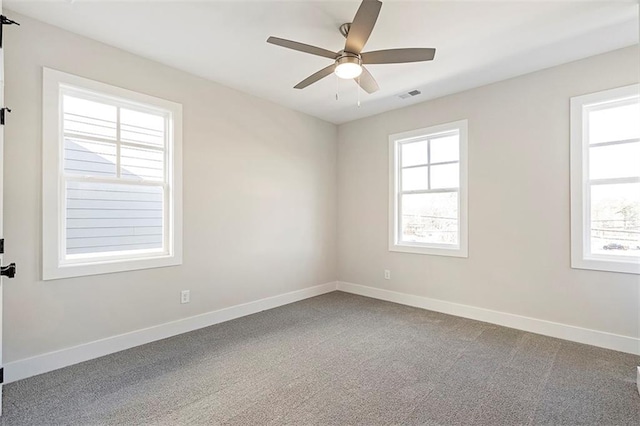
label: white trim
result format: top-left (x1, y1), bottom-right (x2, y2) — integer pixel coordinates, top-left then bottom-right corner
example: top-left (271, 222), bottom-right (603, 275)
top-left (0, 3), bottom-right (5, 409)
top-left (3, 282), bottom-right (338, 384)
top-left (388, 119), bottom-right (468, 258)
top-left (570, 84), bottom-right (640, 275)
top-left (42, 68), bottom-right (183, 280)
top-left (337, 281), bottom-right (640, 355)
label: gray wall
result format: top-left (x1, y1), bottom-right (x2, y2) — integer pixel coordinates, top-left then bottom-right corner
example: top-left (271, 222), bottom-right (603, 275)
top-left (3, 10), bottom-right (638, 367)
top-left (3, 12), bottom-right (338, 362)
top-left (337, 46), bottom-right (640, 339)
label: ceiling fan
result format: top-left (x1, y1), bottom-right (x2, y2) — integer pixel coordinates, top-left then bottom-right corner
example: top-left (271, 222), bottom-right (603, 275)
top-left (267, 0), bottom-right (436, 94)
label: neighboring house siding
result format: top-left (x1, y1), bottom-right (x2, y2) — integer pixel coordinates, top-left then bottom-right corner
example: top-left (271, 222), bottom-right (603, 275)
top-left (64, 139), bottom-right (164, 255)
top-left (66, 181), bottom-right (163, 255)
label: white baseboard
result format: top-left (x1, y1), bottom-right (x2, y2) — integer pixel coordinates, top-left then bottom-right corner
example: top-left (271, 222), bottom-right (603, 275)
top-left (6, 280), bottom-right (636, 384)
top-left (4, 281), bottom-right (338, 384)
top-left (337, 281), bottom-right (640, 356)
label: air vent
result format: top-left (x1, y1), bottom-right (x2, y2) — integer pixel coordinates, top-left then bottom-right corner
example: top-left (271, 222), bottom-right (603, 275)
top-left (398, 90), bottom-right (422, 99)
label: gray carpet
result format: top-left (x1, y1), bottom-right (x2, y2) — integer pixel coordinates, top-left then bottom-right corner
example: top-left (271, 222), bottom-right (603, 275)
top-left (2, 291), bottom-right (639, 425)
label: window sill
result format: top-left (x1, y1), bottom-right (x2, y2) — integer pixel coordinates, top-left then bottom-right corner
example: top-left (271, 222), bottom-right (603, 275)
top-left (389, 243), bottom-right (468, 258)
top-left (43, 253), bottom-right (182, 281)
top-left (571, 256), bottom-right (640, 275)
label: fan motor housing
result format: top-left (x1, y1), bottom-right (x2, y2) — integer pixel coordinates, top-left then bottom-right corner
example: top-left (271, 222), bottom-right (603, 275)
top-left (336, 51), bottom-right (362, 67)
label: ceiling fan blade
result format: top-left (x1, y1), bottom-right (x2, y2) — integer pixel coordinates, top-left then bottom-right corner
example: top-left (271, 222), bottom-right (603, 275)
top-left (355, 66), bottom-right (379, 94)
top-left (267, 36), bottom-right (338, 59)
top-left (362, 48), bottom-right (436, 64)
top-left (345, 0), bottom-right (382, 54)
top-left (294, 64), bottom-right (336, 89)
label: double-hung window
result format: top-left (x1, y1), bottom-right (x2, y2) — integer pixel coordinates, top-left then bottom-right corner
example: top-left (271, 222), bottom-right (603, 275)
top-left (43, 68), bottom-right (183, 280)
top-left (570, 84), bottom-right (640, 274)
top-left (389, 120), bottom-right (468, 257)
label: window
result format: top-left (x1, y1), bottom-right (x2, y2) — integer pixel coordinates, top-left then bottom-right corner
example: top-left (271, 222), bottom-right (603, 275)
top-left (43, 68), bottom-right (182, 280)
top-left (570, 84), bottom-right (640, 274)
top-left (389, 120), bottom-right (468, 257)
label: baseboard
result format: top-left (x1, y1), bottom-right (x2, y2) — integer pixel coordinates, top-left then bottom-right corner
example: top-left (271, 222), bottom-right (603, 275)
top-left (4, 281), bottom-right (338, 384)
top-left (6, 280), bottom-right (636, 384)
top-left (337, 281), bottom-right (640, 355)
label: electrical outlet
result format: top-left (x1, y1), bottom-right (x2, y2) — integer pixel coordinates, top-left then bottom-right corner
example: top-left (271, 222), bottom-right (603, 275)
top-left (384, 269), bottom-right (391, 280)
top-left (181, 290), bottom-right (190, 304)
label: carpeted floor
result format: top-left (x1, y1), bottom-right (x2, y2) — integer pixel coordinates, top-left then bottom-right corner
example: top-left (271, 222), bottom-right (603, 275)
top-left (2, 291), bottom-right (639, 425)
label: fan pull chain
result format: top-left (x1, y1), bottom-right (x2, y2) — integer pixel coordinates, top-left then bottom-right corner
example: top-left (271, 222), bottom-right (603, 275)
top-left (357, 75), bottom-right (361, 107)
top-left (335, 74), bottom-right (339, 101)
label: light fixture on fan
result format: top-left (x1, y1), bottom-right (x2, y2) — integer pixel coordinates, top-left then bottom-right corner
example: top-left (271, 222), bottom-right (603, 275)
top-left (334, 55), bottom-right (363, 79)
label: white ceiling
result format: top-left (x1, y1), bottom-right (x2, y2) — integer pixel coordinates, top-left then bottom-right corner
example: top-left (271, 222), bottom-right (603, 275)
top-left (5, 0), bottom-right (639, 124)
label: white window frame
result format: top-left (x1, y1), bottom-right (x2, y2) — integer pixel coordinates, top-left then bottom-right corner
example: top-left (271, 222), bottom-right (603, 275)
top-left (570, 84), bottom-right (640, 275)
top-left (42, 68), bottom-right (183, 280)
top-left (388, 119), bottom-right (468, 257)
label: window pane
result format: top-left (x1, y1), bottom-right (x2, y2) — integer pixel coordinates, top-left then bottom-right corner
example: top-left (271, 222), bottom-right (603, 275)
top-left (121, 145), bottom-right (165, 181)
top-left (120, 108), bottom-right (165, 147)
top-left (63, 95), bottom-right (117, 140)
top-left (65, 181), bottom-right (164, 256)
top-left (64, 138), bottom-right (117, 177)
top-left (590, 183), bottom-right (640, 257)
top-left (401, 140), bottom-right (428, 167)
top-left (589, 142), bottom-right (640, 180)
top-left (401, 192), bottom-right (458, 245)
top-left (589, 102), bottom-right (639, 144)
top-left (430, 135), bottom-right (459, 163)
top-left (431, 163), bottom-right (459, 189)
top-left (402, 166), bottom-right (429, 191)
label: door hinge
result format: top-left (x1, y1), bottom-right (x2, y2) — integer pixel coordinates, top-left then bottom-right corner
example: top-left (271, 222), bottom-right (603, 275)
top-left (0, 15), bottom-right (20, 48)
top-left (1, 263), bottom-right (16, 279)
top-left (0, 107), bottom-right (11, 125)
top-left (0, 367), bottom-right (4, 384)
top-left (0, 238), bottom-right (3, 254)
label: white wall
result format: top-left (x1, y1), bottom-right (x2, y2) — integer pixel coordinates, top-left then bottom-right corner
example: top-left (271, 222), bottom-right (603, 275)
top-left (3, 13), bottom-right (337, 363)
top-left (338, 46), bottom-right (640, 340)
